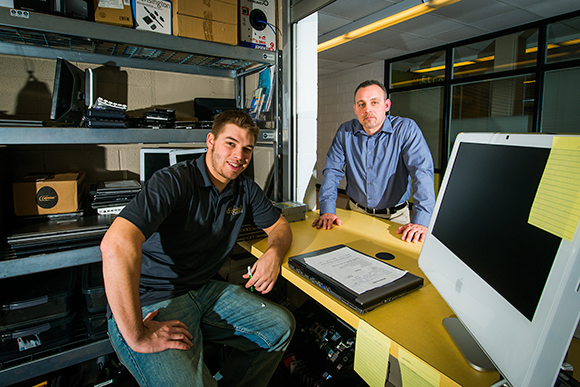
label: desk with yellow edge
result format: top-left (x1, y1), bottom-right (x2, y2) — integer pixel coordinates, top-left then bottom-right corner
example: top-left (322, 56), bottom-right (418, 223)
top-left (239, 208), bottom-right (579, 387)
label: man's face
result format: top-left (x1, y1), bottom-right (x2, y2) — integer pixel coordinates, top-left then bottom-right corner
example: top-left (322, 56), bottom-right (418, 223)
top-left (353, 85), bottom-right (391, 135)
top-left (206, 123), bottom-right (255, 190)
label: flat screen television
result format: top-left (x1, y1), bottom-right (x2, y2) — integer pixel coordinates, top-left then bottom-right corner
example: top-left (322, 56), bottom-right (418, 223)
top-left (50, 58), bottom-right (87, 124)
top-left (418, 132), bottom-right (580, 387)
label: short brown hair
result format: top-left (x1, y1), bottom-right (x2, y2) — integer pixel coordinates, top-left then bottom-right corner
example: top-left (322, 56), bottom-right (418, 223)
top-left (354, 80), bottom-right (388, 102)
top-left (212, 110), bottom-right (260, 141)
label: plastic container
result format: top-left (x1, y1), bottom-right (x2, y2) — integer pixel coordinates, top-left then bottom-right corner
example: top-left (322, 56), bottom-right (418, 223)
top-left (0, 267), bottom-right (75, 332)
top-left (82, 262), bottom-right (107, 313)
top-left (0, 312), bottom-right (76, 362)
top-left (83, 310), bottom-right (108, 341)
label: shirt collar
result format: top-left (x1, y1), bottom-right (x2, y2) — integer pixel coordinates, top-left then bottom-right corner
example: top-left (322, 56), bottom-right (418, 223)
top-left (195, 152), bottom-right (239, 195)
top-left (354, 114), bottom-right (393, 136)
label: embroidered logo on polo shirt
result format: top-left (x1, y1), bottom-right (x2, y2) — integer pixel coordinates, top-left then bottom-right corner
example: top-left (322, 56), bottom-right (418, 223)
top-left (227, 205), bottom-right (243, 216)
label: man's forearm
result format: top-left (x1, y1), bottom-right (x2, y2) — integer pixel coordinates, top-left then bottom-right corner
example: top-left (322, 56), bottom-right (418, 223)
top-left (266, 217), bottom-right (292, 263)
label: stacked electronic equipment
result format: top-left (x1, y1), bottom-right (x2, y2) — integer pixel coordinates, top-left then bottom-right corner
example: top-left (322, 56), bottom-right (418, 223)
top-left (82, 97), bottom-right (128, 128)
top-left (142, 108), bottom-right (176, 128)
top-left (82, 262), bottom-right (108, 342)
top-left (89, 180), bottom-right (142, 215)
top-left (0, 267), bottom-right (77, 364)
top-left (282, 299), bottom-right (368, 387)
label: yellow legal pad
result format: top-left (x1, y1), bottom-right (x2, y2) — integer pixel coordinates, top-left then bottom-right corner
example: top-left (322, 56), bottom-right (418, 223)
top-left (529, 136), bottom-right (580, 241)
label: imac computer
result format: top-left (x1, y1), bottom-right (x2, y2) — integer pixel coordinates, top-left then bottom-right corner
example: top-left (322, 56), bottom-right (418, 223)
top-left (140, 148), bottom-right (206, 183)
top-left (418, 132), bottom-right (580, 387)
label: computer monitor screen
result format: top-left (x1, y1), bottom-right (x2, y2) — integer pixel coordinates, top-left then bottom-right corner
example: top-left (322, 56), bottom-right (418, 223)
top-left (140, 148), bottom-right (206, 183)
top-left (50, 58), bottom-right (86, 124)
top-left (419, 132), bottom-right (580, 387)
top-left (193, 98), bottom-right (236, 121)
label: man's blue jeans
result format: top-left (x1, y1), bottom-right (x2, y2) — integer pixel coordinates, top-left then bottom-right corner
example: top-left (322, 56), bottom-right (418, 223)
top-left (108, 280), bottom-right (295, 387)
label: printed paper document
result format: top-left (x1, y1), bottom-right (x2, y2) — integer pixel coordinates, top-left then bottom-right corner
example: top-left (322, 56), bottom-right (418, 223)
top-left (304, 246), bottom-right (407, 295)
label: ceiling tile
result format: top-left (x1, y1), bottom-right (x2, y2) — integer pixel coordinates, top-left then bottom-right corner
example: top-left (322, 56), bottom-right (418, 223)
top-left (470, 9), bottom-right (543, 32)
top-left (385, 13), bottom-right (465, 37)
top-left (434, 0), bottom-right (518, 25)
top-left (318, 13), bottom-right (352, 36)
top-left (319, 0), bottom-right (401, 22)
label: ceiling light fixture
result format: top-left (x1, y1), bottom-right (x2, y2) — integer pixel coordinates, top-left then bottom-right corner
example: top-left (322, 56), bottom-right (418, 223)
top-left (318, 0), bottom-right (462, 53)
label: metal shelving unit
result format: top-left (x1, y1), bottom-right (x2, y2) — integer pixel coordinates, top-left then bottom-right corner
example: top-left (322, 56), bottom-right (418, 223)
top-left (0, 127), bottom-right (276, 144)
top-left (0, 7), bottom-right (283, 384)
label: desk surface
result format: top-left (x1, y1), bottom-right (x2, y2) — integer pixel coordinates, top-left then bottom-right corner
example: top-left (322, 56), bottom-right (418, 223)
top-left (241, 209), bottom-right (502, 387)
top-left (241, 209), bottom-right (580, 387)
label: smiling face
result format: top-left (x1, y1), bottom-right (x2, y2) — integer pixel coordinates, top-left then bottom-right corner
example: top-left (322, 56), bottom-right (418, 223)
top-left (205, 123), bottom-right (255, 192)
top-left (353, 84), bottom-right (391, 136)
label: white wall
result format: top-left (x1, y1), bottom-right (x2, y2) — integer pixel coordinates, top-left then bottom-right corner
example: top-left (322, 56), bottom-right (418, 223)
top-left (316, 61), bottom-right (384, 190)
top-left (294, 13), bottom-right (318, 209)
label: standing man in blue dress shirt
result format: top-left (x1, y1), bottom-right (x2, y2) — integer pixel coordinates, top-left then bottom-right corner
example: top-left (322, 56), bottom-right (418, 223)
top-left (312, 80), bottom-right (436, 243)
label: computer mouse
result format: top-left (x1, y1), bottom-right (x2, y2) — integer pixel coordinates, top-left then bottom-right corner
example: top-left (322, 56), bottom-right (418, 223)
top-left (376, 252), bottom-right (395, 260)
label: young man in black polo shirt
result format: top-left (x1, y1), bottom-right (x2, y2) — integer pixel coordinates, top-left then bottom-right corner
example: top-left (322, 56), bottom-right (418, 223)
top-left (101, 110), bottom-right (294, 387)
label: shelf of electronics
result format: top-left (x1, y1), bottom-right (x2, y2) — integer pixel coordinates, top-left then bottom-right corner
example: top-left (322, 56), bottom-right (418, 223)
top-left (0, 127), bottom-right (276, 144)
top-left (0, 7), bottom-right (276, 77)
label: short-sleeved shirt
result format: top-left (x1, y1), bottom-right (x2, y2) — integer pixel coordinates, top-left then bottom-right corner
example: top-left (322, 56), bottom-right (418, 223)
top-left (119, 154), bottom-right (280, 306)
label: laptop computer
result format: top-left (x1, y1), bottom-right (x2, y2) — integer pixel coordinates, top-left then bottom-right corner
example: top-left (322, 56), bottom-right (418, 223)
top-left (288, 244), bottom-right (423, 314)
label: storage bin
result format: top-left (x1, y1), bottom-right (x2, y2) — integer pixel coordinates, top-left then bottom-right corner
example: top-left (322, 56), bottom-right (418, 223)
top-left (83, 310), bottom-right (108, 341)
top-left (0, 312), bottom-right (76, 362)
top-left (82, 262), bottom-right (107, 313)
top-left (0, 267), bottom-right (75, 331)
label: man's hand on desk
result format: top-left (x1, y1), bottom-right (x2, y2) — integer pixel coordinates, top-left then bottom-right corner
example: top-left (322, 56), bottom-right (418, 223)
top-left (397, 223), bottom-right (427, 243)
top-left (312, 213), bottom-right (342, 230)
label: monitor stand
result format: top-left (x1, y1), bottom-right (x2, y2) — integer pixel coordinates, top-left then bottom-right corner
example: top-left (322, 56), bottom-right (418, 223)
top-left (443, 317), bottom-right (497, 372)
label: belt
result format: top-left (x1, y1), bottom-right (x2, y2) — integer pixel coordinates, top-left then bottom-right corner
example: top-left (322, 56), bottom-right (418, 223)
top-left (352, 200), bottom-right (407, 216)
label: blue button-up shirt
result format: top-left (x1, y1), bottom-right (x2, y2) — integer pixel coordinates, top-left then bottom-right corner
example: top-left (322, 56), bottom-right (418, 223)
top-left (319, 115), bottom-right (435, 227)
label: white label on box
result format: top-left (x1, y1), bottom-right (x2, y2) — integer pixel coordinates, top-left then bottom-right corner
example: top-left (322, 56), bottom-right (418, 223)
top-left (98, 0), bottom-right (124, 10)
top-left (134, 0), bottom-right (172, 35)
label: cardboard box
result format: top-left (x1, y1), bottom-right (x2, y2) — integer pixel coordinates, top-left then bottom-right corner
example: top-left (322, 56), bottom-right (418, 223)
top-left (94, 0), bottom-right (133, 27)
top-left (13, 171), bottom-right (85, 216)
top-left (173, 13), bottom-right (237, 45)
top-left (133, 0), bottom-right (171, 34)
top-left (173, 0), bottom-right (236, 24)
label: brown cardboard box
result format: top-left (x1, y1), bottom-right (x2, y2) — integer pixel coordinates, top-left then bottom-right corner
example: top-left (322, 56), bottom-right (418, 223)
top-left (13, 171), bottom-right (86, 216)
top-left (94, 0), bottom-right (133, 27)
top-left (174, 13), bottom-right (237, 45)
top-left (173, 0), bottom-right (237, 24)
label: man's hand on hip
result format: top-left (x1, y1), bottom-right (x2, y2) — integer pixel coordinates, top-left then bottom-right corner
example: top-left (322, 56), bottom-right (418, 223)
top-left (396, 223), bottom-right (428, 243)
top-left (312, 213), bottom-right (342, 230)
top-left (130, 309), bottom-right (193, 353)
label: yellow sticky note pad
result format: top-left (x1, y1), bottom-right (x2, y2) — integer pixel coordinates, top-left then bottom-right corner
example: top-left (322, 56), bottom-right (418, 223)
top-left (399, 348), bottom-right (441, 387)
top-left (529, 137), bottom-right (580, 241)
top-left (354, 319), bottom-right (391, 387)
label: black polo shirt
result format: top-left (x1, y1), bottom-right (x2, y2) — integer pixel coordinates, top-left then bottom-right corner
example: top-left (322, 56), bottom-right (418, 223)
top-left (119, 154), bottom-right (280, 307)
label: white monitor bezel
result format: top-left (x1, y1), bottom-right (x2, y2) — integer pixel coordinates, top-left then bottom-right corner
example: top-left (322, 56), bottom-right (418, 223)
top-left (418, 132), bottom-right (580, 387)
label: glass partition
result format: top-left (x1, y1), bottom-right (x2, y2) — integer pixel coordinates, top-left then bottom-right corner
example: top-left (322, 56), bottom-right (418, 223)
top-left (389, 87), bottom-right (444, 169)
top-left (542, 67), bottom-right (580, 133)
top-left (546, 16), bottom-right (580, 64)
top-left (390, 50), bottom-right (446, 89)
top-left (452, 29), bottom-right (538, 79)
top-left (449, 74), bottom-right (536, 151)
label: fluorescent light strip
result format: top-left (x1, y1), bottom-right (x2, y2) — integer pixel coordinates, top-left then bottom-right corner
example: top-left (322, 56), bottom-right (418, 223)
top-left (318, 0), bottom-right (461, 53)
